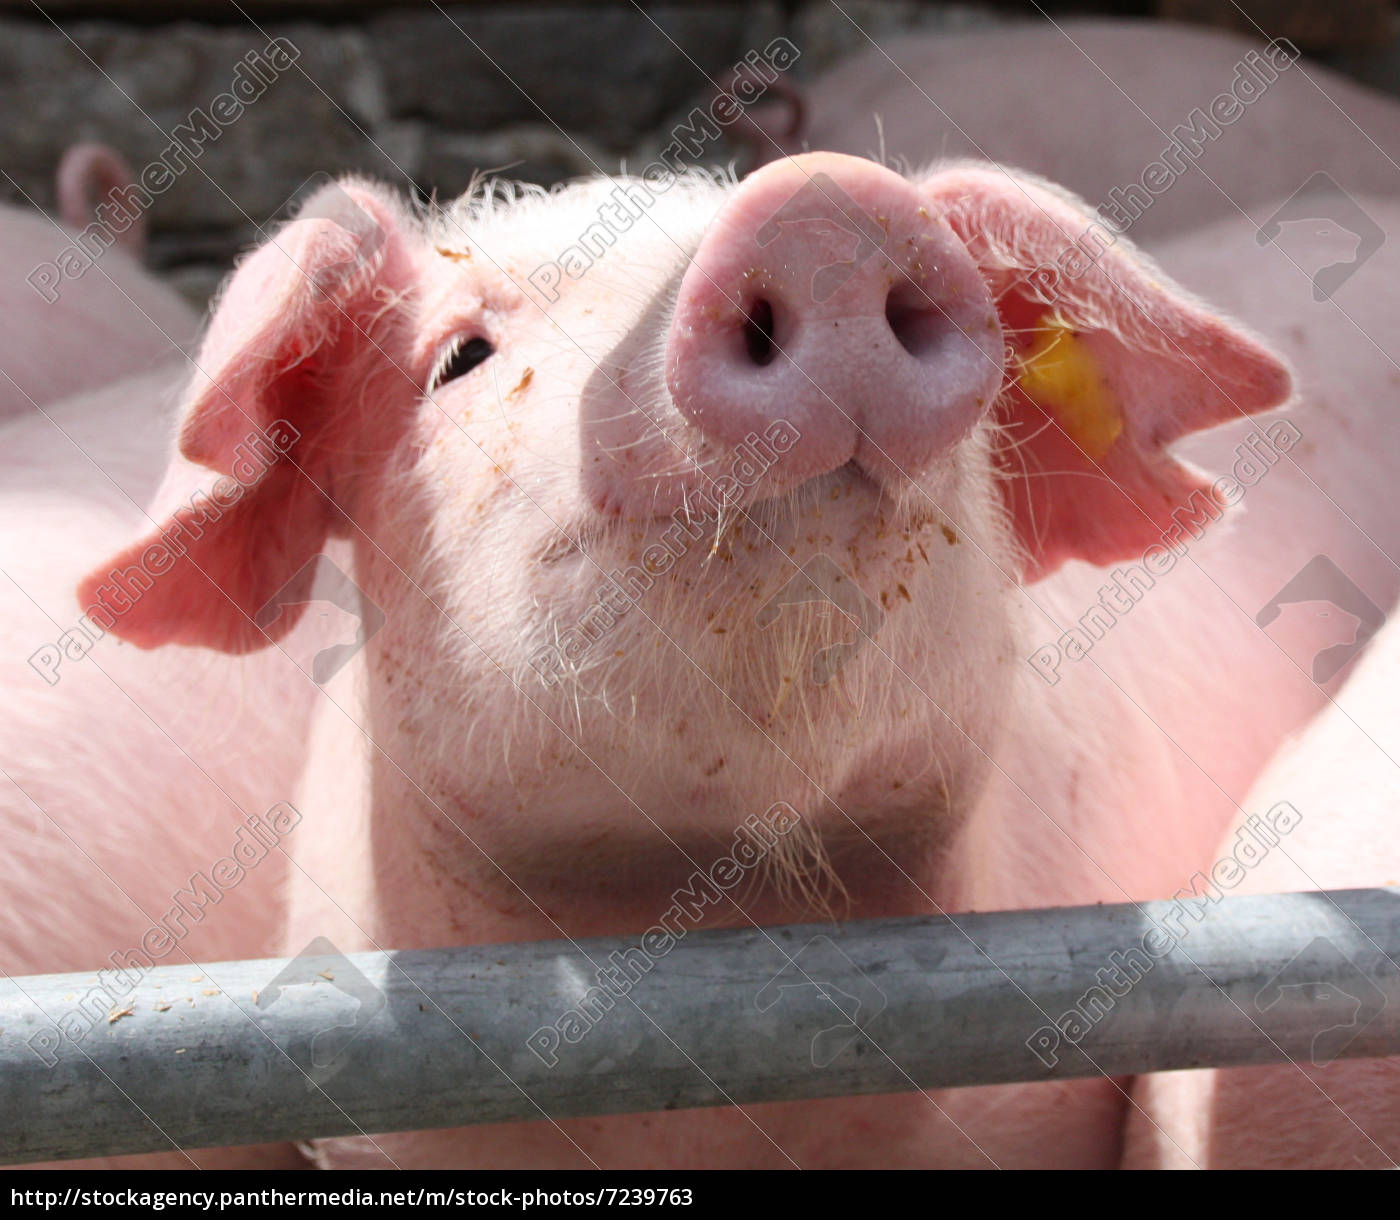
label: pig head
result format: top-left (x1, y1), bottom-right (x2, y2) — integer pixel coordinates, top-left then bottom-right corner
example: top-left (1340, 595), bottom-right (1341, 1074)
top-left (78, 153), bottom-right (1290, 911)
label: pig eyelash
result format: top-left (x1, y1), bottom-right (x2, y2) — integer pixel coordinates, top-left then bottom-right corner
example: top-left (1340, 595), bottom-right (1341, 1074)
top-left (427, 334), bottom-right (495, 392)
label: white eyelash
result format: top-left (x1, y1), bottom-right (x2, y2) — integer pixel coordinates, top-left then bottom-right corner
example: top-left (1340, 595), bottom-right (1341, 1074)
top-left (427, 334), bottom-right (471, 394)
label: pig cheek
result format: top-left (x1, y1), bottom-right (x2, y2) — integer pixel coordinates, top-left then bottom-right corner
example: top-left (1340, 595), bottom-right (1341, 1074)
top-left (417, 390), bottom-right (536, 518)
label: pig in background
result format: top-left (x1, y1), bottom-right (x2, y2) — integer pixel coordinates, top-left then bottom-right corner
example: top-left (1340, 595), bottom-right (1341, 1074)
top-left (743, 18), bottom-right (1400, 240)
top-left (1124, 607), bottom-right (1400, 1169)
top-left (2, 18), bottom-right (1399, 1170)
top-left (0, 145), bottom-right (198, 422)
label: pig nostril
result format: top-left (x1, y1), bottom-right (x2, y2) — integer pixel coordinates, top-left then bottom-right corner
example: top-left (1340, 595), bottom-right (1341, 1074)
top-left (742, 298), bottom-right (777, 368)
top-left (885, 290), bottom-right (951, 360)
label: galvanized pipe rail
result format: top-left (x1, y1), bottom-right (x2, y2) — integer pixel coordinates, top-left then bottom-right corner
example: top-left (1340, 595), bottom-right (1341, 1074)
top-left (2, 888), bottom-right (1397, 1163)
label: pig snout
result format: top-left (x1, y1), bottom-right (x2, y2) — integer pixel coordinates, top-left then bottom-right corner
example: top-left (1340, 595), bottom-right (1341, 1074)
top-left (665, 154), bottom-right (1004, 488)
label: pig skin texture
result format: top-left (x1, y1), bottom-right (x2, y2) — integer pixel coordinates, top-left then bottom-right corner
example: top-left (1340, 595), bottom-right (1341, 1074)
top-left (0, 204), bottom-right (198, 421)
top-left (1121, 612), bottom-right (1400, 1170)
top-left (3, 48), bottom-right (1400, 1166)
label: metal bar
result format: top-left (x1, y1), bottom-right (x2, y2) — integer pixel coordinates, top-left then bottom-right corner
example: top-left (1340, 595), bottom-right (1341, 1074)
top-left (2, 887), bottom-right (1397, 1163)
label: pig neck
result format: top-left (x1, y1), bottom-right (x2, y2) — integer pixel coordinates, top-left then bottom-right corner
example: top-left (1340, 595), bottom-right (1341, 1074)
top-left (286, 707), bottom-right (951, 952)
top-left (282, 650), bottom-right (1200, 957)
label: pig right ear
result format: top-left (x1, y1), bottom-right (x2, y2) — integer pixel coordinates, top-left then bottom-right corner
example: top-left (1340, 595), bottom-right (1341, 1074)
top-left (924, 166), bottom-right (1292, 581)
top-left (79, 178), bottom-right (418, 654)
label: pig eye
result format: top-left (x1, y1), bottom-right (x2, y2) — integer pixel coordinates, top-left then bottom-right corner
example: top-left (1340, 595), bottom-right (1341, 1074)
top-left (428, 335), bottom-right (494, 392)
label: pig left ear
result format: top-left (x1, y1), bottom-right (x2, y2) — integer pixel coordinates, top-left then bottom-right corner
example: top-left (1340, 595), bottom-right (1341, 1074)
top-left (78, 178), bottom-right (419, 654)
top-left (924, 167), bottom-right (1293, 581)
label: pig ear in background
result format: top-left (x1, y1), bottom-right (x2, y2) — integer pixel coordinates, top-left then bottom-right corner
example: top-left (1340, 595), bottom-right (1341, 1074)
top-left (79, 178), bottom-right (417, 654)
top-left (923, 167), bottom-right (1293, 582)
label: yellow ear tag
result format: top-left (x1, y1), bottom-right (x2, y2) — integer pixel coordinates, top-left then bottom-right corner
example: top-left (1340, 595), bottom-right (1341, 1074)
top-left (1017, 320), bottom-right (1123, 460)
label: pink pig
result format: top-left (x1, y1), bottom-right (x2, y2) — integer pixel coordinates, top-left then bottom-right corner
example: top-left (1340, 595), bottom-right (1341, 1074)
top-left (0, 145), bottom-right (197, 422)
top-left (4, 129), bottom-right (1391, 1171)
top-left (753, 19), bottom-right (1400, 241)
top-left (1123, 604), bottom-right (1400, 1169)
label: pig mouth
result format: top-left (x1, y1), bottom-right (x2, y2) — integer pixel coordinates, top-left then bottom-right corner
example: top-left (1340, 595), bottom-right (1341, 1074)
top-left (540, 457), bottom-right (934, 572)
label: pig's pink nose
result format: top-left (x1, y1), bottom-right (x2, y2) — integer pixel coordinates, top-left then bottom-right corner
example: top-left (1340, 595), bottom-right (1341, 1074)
top-left (666, 153), bottom-right (1003, 487)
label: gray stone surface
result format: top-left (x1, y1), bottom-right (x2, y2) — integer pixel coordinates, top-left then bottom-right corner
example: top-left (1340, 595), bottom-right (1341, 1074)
top-left (0, 21), bottom-right (393, 226)
top-left (368, 4), bottom-right (777, 147)
top-left (1, 3), bottom-right (1394, 306)
top-left (419, 124), bottom-right (611, 198)
top-left (788, 0), bottom-right (1010, 75)
top-left (0, 6), bottom-right (789, 290)
top-left (1321, 13), bottom-right (1400, 92)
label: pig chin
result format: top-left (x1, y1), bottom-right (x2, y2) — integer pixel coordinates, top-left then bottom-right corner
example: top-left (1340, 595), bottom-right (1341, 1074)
top-left (516, 433), bottom-right (1019, 846)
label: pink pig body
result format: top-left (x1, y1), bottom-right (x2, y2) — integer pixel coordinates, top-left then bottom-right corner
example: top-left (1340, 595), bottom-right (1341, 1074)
top-left (1122, 608), bottom-right (1400, 1169)
top-left (5, 17), bottom-right (1400, 1163)
top-left (0, 377), bottom-right (335, 1168)
top-left (0, 146), bottom-right (197, 422)
top-left (761, 19), bottom-right (1400, 240)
